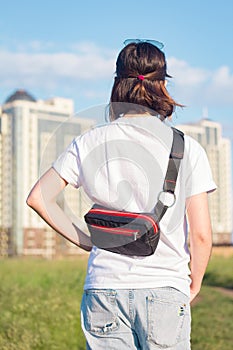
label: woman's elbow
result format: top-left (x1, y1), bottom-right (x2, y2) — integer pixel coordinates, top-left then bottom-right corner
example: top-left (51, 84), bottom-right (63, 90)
top-left (26, 189), bottom-right (43, 209)
top-left (190, 227), bottom-right (212, 246)
top-left (26, 193), bottom-right (37, 209)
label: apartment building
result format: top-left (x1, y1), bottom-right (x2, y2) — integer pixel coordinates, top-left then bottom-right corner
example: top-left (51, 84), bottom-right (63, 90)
top-left (177, 119), bottom-right (232, 244)
top-left (0, 90), bottom-right (94, 257)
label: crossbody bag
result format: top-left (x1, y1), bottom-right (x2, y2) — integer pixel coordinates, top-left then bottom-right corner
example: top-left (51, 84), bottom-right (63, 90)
top-left (84, 128), bottom-right (184, 256)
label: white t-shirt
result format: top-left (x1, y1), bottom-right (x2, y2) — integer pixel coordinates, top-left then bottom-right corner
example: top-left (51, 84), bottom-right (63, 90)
top-left (53, 115), bottom-right (216, 296)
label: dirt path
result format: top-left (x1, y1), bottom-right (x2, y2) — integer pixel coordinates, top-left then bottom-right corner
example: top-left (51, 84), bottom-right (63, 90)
top-left (212, 246), bottom-right (233, 257)
top-left (213, 286), bottom-right (233, 298)
top-left (191, 286), bottom-right (233, 307)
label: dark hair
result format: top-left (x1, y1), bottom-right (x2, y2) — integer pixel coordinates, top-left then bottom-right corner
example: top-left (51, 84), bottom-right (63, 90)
top-left (109, 42), bottom-right (183, 120)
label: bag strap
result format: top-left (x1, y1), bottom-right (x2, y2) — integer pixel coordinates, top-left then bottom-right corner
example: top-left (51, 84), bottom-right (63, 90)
top-left (154, 127), bottom-right (184, 222)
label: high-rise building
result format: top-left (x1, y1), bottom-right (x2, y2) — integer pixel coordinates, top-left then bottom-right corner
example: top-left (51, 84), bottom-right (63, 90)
top-left (177, 119), bottom-right (232, 244)
top-left (0, 90), bottom-right (94, 257)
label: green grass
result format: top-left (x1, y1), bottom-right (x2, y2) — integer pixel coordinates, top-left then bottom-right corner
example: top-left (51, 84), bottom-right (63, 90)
top-left (0, 257), bottom-right (88, 350)
top-left (192, 252), bottom-right (233, 350)
top-left (0, 252), bottom-right (232, 349)
top-left (191, 286), bottom-right (233, 350)
top-left (203, 254), bottom-right (233, 289)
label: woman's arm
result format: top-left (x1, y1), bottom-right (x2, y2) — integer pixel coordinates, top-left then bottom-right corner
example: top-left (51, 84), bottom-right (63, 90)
top-left (186, 192), bottom-right (212, 302)
top-left (26, 167), bottom-right (92, 251)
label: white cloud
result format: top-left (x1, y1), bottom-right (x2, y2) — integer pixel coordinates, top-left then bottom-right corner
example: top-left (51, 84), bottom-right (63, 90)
top-left (0, 43), bottom-right (116, 88)
top-left (168, 58), bottom-right (233, 107)
top-left (0, 42), bottom-right (232, 108)
top-left (168, 57), bottom-right (210, 86)
top-left (205, 66), bottom-right (233, 104)
top-left (15, 40), bottom-right (56, 52)
top-left (211, 66), bottom-right (233, 87)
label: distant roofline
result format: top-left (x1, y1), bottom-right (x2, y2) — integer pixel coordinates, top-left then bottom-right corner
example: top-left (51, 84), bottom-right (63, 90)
top-left (4, 89), bottom-right (37, 104)
top-left (178, 118), bottom-right (221, 127)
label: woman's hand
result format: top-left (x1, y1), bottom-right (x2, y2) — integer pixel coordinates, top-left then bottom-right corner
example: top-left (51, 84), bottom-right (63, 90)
top-left (190, 284), bottom-right (200, 303)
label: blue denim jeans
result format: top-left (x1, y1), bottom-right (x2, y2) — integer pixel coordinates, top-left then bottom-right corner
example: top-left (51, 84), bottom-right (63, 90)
top-left (81, 287), bottom-right (191, 349)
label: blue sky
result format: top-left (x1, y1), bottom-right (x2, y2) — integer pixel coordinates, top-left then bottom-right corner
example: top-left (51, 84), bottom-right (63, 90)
top-left (0, 0), bottom-right (233, 139)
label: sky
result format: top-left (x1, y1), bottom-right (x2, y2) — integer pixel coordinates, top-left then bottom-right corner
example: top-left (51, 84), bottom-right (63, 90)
top-left (0, 0), bottom-right (233, 140)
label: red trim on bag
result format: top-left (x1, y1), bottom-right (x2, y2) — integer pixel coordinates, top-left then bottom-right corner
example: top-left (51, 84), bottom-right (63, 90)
top-left (90, 224), bottom-right (139, 237)
top-left (89, 208), bottom-right (159, 233)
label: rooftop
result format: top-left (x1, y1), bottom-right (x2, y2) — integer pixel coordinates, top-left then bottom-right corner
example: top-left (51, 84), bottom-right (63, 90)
top-left (5, 89), bottom-right (37, 104)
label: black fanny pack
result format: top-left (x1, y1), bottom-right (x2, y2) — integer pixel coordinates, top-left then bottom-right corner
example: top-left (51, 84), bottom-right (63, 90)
top-left (84, 128), bottom-right (184, 257)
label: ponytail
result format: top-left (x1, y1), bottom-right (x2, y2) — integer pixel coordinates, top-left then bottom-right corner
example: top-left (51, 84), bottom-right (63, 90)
top-left (109, 42), bottom-right (183, 120)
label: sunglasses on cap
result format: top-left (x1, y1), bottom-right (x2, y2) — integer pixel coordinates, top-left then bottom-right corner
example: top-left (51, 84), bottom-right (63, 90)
top-left (123, 39), bottom-right (164, 50)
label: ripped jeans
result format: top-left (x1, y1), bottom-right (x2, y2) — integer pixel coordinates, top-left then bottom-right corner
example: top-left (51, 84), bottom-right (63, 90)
top-left (81, 287), bottom-right (191, 350)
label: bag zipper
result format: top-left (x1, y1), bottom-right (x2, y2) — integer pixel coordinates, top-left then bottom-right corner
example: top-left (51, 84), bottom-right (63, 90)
top-left (89, 223), bottom-right (139, 238)
top-left (89, 208), bottom-right (159, 233)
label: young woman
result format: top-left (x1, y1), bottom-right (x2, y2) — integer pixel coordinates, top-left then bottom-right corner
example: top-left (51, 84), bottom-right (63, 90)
top-left (27, 39), bottom-right (216, 349)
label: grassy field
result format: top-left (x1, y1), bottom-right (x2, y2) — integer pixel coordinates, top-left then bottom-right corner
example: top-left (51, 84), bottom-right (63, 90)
top-left (0, 248), bottom-right (232, 350)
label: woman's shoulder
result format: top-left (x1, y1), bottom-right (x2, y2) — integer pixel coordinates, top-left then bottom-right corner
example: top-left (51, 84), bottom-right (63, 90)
top-left (183, 133), bottom-right (205, 152)
top-left (73, 122), bottom-right (110, 142)
top-left (181, 133), bottom-right (209, 167)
